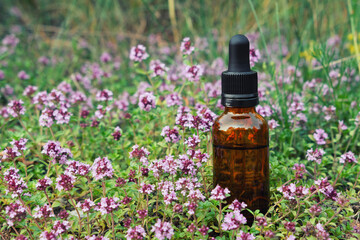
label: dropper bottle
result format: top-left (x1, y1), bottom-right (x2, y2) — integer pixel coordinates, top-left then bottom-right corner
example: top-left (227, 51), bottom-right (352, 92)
top-left (212, 34), bottom-right (269, 222)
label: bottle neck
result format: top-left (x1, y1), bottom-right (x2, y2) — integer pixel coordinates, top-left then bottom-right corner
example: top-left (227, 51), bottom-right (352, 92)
top-left (224, 106), bottom-right (256, 114)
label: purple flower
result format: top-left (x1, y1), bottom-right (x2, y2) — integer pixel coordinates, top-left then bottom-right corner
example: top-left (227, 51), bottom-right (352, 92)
top-left (58, 210), bottom-right (69, 220)
top-left (129, 145), bottom-right (150, 159)
top-left (95, 197), bottom-right (119, 215)
top-left (249, 48), bottom-right (261, 67)
top-left (268, 119), bottom-right (280, 129)
top-left (165, 92), bottom-right (182, 107)
top-left (338, 120), bottom-right (348, 130)
top-left (38, 56), bottom-right (50, 65)
top-left (150, 59), bottom-right (168, 77)
top-left (313, 129), bottom-right (328, 145)
top-left (180, 37), bottom-right (195, 55)
top-left (77, 199), bottom-right (95, 213)
top-left (85, 235), bottom-right (109, 240)
top-left (229, 199), bottom-right (247, 211)
top-left (52, 220), bottom-right (71, 236)
top-left (256, 105), bottom-right (273, 117)
top-left (112, 126), bottom-right (122, 140)
top-left (315, 177), bottom-right (339, 201)
top-left (210, 185), bottom-right (230, 201)
top-left (284, 221), bottom-right (296, 232)
top-left (139, 183), bottom-right (155, 195)
top-left (236, 231), bottom-right (255, 240)
top-left (138, 92), bottom-right (156, 111)
top-left (91, 157), bottom-right (114, 180)
top-left (7, 100), bottom-right (26, 117)
top-left (184, 65), bottom-right (203, 82)
top-left (5, 201), bottom-right (27, 226)
top-left (96, 89), bottom-right (113, 101)
top-left (17, 70), bottom-right (29, 80)
top-left (292, 163), bottom-right (306, 180)
top-left (185, 134), bottom-right (200, 149)
top-left (151, 219), bottom-right (174, 240)
top-left (126, 225), bottom-right (146, 240)
top-left (322, 105), bottom-right (336, 121)
top-left (0, 70), bottom-right (4, 79)
top-left (39, 231), bottom-right (57, 240)
top-left (161, 126), bottom-right (181, 143)
top-left (100, 52), bottom-right (112, 63)
top-left (137, 209), bottom-right (148, 219)
top-left (222, 210), bottom-right (247, 231)
top-left (36, 177), bottom-right (53, 191)
top-left (15, 235), bottom-right (28, 240)
top-left (23, 85), bottom-right (38, 97)
top-left (56, 173), bottom-right (76, 191)
top-left (129, 45), bottom-right (149, 62)
top-left (339, 151), bottom-right (357, 164)
top-left (306, 148), bottom-right (325, 164)
top-left (3, 167), bottom-right (28, 197)
top-left (65, 161), bottom-right (90, 176)
top-left (34, 204), bottom-right (55, 219)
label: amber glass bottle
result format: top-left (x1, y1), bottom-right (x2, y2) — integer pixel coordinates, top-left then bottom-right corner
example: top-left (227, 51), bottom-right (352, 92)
top-left (212, 35), bottom-right (269, 222)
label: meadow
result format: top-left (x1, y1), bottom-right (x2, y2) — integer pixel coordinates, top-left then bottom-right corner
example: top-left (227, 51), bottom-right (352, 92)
top-left (0, 0), bottom-right (360, 239)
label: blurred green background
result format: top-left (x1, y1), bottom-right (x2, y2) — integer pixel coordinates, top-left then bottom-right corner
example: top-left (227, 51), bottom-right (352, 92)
top-left (0, 0), bottom-right (357, 51)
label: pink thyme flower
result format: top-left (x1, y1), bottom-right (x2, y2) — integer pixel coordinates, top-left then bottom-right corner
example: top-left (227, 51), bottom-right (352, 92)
top-left (322, 105), bottom-right (336, 121)
top-left (315, 177), bottom-right (339, 201)
top-left (7, 100), bottom-right (26, 117)
top-left (236, 231), bottom-right (255, 240)
top-left (15, 235), bottom-right (28, 240)
top-left (65, 161), bottom-right (90, 176)
top-left (91, 157), bottom-right (114, 180)
top-left (126, 225), bottom-right (146, 240)
top-left (165, 92), bottom-right (182, 107)
top-left (36, 177), bottom-right (53, 191)
top-left (210, 185), bottom-right (230, 201)
top-left (85, 235), bottom-right (109, 240)
top-left (100, 52), bottom-right (112, 63)
top-left (137, 209), bottom-right (148, 219)
top-left (222, 210), bottom-right (247, 231)
top-left (38, 56), bottom-right (50, 65)
top-left (96, 89), bottom-right (113, 101)
top-left (268, 119), bottom-right (280, 129)
top-left (313, 129), bottom-right (328, 145)
top-left (52, 220), bottom-right (71, 236)
top-left (229, 199), bottom-right (247, 211)
top-left (33, 204), bottom-right (55, 219)
top-left (23, 85), bottom-right (38, 97)
top-left (249, 48), bottom-right (261, 67)
top-left (185, 134), bottom-right (201, 149)
top-left (138, 92), bottom-right (156, 111)
top-left (151, 219), bottom-right (174, 240)
top-left (292, 163), bottom-right (306, 180)
top-left (76, 199), bottom-right (95, 213)
top-left (0, 70), bottom-right (4, 80)
top-left (129, 44), bottom-right (149, 62)
top-left (5, 201), bottom-right (27, 226)
top-left (39, 231), bottom-right (57, 240)
top-left (150, 59), bottom-right (168, 77)
top-left (162, 155), bottom-right (179, 175)
top-left (338, 120), bottom-right (348, 130)
top-left (3, 167), bottom-right (28, 197)
top-left (129, 145), bottom-right (150, 159)
top-left (256, 105), bottom-right (273, 117)
top-left (180, 37), bottom-right (195, 55)
top-left (161, 126), bottom-right (181, 143)
top-left (56, 173), bottom-right (76, 191)
top-left (2, 147), bottom-right (20, 160)
top-left (339, 151), bottom-right (357, 164)
top-left (17, 70), bottom-right (29, 80)
top-left (112, 126), bottom-right (122, 140)
top-left (284, 221), bottom-right (296, 232)
top-left (95, 197), bottom-right (119, 215)
top-left (184, 65), bottom-right (203, 82)
top-left (139, 183), bottom-right (155, 195)
top-left (306, 148), bottom-right (325, 164)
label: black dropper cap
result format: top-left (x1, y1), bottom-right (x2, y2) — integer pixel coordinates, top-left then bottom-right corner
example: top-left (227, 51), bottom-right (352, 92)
top-left (221, 34), bottom-right (258, 107)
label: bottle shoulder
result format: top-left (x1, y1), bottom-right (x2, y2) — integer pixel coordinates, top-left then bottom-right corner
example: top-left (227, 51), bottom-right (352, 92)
top-left (213, 111), bottom-right (269, 146)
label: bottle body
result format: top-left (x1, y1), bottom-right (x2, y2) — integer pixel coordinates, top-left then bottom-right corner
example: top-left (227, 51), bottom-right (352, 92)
top-left (212, 107), bottom-right (269, 216)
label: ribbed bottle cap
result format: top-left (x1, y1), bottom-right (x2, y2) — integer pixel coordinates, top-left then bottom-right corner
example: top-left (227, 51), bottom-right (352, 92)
top-left (221, 34), bottom-right (258, 107)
